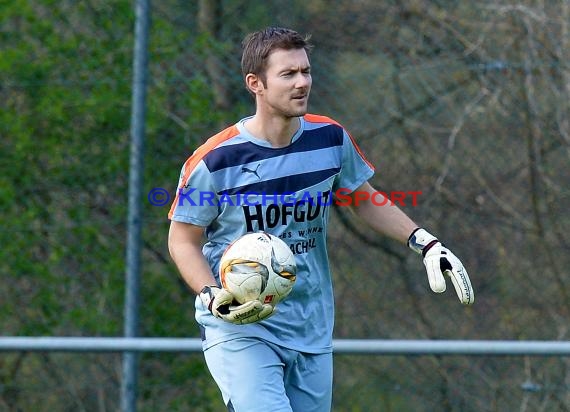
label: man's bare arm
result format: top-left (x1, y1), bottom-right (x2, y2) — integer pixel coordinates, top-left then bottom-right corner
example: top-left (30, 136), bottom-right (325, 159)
top-left (168, 220), bottom-right (218, 294)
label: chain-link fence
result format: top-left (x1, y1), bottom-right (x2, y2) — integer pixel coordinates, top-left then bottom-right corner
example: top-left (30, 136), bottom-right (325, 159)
top-left (2, 1), bottom-right (569, 411)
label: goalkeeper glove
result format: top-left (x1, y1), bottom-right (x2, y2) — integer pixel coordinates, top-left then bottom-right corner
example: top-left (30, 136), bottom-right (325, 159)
top-left (408, 228), bottom-right (475, 305)
top-left (199, 286), bottom-right (275, 325)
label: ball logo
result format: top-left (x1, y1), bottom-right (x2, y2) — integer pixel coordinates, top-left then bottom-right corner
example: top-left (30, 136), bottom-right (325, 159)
top-left (263, 295), bottom-right (275, 304)
top-left (256, 234), bottom-right (271, 244)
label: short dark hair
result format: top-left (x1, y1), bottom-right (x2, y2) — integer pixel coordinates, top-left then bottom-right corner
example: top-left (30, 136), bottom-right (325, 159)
top-left (241, 27), bottom-right (312, 91)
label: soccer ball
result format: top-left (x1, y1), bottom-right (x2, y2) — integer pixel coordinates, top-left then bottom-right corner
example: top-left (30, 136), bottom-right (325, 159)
top-left (219, 232), bottom-right (297, 306)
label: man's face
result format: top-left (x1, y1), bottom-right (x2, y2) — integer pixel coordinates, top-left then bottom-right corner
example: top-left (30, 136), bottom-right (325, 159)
top-left (259, 48), bottom-right (312, 118)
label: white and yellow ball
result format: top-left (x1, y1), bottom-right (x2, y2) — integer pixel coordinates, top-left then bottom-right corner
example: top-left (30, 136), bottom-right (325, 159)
top-left (220, 232), bottom-right (297, 306)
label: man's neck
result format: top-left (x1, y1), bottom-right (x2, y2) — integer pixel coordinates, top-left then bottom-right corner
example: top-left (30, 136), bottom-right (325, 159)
top-left (244, 114), bottom-right (301, 148)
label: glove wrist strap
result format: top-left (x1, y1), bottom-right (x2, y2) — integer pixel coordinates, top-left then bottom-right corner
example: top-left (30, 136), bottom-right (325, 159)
top-left (407, 228), bottom-right (438, 256)
top-left (199, 286), bottom-right (218, 312)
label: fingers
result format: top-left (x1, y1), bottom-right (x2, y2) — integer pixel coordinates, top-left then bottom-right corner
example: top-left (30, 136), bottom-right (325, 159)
top-left (211, 288), bottom-right (235, 315)
top-left (220, 300), bottom-right (276, 324)
top-left (444, 264), bottom-right (475, 305)
top-left (423, 246), bottom-right (475, 304)
top-left (209, 285), bottom-right (276, 324)
top-left (424, 255), bottom-right (447, 293)
top-left (214, 288), bottom-right (235, 306)
top-left (233, 304), bottom-right (275, 325)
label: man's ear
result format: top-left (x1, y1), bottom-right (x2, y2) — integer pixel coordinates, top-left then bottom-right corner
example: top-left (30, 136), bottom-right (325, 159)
top-left (245, 73), bottom-right (264, 95)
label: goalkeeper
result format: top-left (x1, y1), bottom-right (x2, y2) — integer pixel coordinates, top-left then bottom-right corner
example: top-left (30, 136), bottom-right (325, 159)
top-left (168, 26), bottom-right (474, 412)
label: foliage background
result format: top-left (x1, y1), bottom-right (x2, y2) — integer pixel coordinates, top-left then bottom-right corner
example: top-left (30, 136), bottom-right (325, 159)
top-left (1, 0), bottom-right (569, 411)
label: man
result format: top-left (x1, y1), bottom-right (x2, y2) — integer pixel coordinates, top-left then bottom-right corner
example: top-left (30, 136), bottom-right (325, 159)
top-left (168, 27), bottom-right (474, 412)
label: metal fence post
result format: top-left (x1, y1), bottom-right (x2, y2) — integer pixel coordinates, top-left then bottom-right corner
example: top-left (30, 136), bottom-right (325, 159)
top-left (121, 0), bottom-right (150, 411)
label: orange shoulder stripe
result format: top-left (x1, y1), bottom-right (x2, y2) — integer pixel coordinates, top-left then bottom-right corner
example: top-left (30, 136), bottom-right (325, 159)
top-left (304, 113), bottom-right (341, 127)
top-left (168, 125), bottom-right (240, 219)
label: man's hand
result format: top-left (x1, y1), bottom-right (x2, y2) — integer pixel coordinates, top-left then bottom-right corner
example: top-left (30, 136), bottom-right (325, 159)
top-left (199, 286), bottom-right (275, 324)
top-left (408, 228), bottom-right (475, 305)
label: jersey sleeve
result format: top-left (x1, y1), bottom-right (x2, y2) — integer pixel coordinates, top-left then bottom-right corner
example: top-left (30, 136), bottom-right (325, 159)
top-left (333, 128), bottom-right (375, 192)
top-left (168, 160), bottom-right (219, 226)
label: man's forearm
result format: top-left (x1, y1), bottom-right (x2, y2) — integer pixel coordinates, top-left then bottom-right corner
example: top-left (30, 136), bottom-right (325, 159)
top-left (168, 221), bottom-right (218, 294)
top-left (170, 241), bottom-right (218, 294)
top-left (352, 182), bottom-right (418, 243)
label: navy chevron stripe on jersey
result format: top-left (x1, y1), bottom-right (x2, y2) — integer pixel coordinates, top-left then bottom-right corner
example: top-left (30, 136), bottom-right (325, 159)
top-left (203, 124), bottom-right (344, 173)
top-left (210, 146), bottom-right (342, 194)
top-left (218, 168), bottom-right (341, 196)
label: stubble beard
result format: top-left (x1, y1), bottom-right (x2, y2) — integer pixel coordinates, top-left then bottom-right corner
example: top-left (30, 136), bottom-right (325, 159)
top-left (264, 93), bottom-right (310, 119)
top-left (284, 99), bottom-right (309, 119)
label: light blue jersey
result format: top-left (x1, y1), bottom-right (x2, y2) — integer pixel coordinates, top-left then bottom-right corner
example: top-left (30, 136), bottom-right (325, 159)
top-left (169, 114), bottom-right (374, 354)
